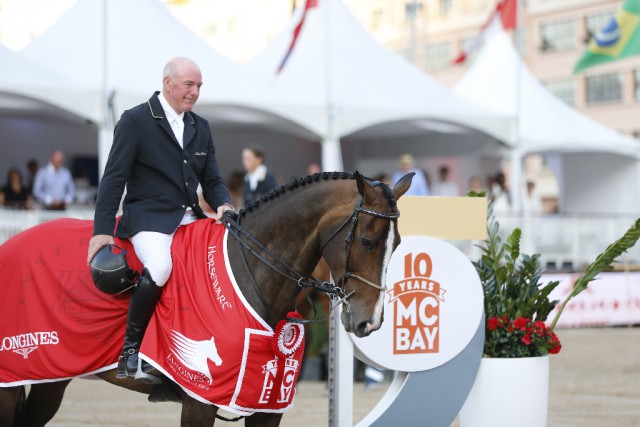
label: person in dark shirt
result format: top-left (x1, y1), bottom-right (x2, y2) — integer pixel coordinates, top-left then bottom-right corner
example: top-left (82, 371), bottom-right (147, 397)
top-left (0, 167), bottom-right (32, 209)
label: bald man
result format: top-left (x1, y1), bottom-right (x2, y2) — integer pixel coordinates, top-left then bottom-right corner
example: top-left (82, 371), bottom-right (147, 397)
top-left (88, 57), bottom-right (234, 384)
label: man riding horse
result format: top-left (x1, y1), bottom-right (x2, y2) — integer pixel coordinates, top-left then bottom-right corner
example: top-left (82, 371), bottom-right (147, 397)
top-left (86, 57), bottom-right (234, 384)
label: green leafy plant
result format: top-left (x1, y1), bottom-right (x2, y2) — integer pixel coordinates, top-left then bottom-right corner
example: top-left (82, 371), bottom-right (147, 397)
top-left (473, 199), bottom-right (640, 358)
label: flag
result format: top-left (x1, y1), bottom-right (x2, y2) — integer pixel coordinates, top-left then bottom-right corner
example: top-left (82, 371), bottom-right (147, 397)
top-left (574, 0), bottom-right (640, 73)
top-left (276, 0), bottom-right (318, 74)
top-left (453, 0), bottom-right (517, 64)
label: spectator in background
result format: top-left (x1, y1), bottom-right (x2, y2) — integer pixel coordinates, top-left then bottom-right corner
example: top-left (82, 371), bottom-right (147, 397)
top-left (391, 154), bottom-right (429, 196)
top-left (0, 167), bottom-right (33, 209)
top-left (432, 165), bottom-right (460, 197)
top-left (307, 162), bottom-right (321, 175)
top-left (227, 170), bottom-right (246, 210)
top-left (32, 149), bottom-right (75, 210)
top-left (522, 180), bottom-right (543, 215)
top-left (25, 158), bottom-right (39, 194)
top-left (242, 146), bottom-right (278, 207)
top-left (490, 171), bottom-right (511, 214)
top-left (468, 175), bottom-right (486, 195)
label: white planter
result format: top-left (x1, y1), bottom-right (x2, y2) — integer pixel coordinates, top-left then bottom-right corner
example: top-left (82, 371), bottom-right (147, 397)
top-left (459, 355), bottom-right (549, 427)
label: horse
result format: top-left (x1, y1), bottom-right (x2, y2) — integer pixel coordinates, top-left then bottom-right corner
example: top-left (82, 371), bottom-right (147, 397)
top-left (0, 171), bottom-right (413, 427)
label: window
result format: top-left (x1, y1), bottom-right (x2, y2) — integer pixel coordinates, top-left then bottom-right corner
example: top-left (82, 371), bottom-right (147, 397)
top-left (586, 73), bottom-right (623, 105)
top-left (584, 10), bottom-right (615, 43)
top-left (424, 41), bottom-right (453, 71)
top-left (539, 20), bottom-right (575, 52)
top-left (635, 70), bottom-right (640, 101)
top-left (543, 78), bottom-right (575, 106)
top-left (440, 0), bottom-right (453, 16)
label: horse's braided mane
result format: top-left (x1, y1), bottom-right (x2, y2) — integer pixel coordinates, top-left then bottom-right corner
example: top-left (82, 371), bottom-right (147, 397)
top-left (237, 171), bottom-right (397, 217)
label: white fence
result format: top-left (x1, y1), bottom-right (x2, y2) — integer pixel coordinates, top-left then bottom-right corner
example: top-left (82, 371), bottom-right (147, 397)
top-left (0, 208), bottom-right (638, 271)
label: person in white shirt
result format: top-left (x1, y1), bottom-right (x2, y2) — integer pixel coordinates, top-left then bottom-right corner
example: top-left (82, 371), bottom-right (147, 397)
top-left (32, 150), bottom-right (75, 210)
top-left (432, 165), bottom-right (460, 197)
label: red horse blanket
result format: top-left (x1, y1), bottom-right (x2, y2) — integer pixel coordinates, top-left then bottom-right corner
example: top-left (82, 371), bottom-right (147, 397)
top-left (0, 218), bottom-right (304, 415)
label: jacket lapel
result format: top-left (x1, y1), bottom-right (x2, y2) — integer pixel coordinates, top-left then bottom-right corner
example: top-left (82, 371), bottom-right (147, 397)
top-left (147, 92), bottom-right (182, 148)
top-left (183, 112), bottom-right (195, 148)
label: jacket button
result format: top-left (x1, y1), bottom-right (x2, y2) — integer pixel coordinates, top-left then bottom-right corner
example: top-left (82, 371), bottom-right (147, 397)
top-left (185, 182), bottom-right (189, 186)
top-left (182, 205), bottom-right (186, 208)
top-left (183, 160), bottom-right (187, 164)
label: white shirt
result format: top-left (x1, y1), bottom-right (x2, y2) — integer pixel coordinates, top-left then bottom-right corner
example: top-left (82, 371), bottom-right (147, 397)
top-left (158, 93), bottom-right (184, 148)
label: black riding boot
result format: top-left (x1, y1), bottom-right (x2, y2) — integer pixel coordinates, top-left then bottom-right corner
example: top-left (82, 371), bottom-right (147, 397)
top-left (116, 268), bottom-right (163, 384)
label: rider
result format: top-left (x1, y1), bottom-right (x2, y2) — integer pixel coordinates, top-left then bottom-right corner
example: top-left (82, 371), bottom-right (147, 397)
top-left (87, 57), bottom-right (234, 384)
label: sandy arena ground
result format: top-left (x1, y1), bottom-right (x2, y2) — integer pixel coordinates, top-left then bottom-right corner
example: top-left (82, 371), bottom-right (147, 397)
top-left (45, 327), bottom-right (639, 427)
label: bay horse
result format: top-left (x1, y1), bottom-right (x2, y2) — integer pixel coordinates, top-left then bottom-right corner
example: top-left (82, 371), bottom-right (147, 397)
top-left (0, 171), bottom-right (413, 427)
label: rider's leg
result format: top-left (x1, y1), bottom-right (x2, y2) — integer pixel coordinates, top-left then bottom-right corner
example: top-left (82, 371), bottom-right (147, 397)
top-left (116, 231), bottom-right (173, 384)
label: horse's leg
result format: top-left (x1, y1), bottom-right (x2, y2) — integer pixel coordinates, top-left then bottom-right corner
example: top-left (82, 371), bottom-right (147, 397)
top-left (0, 386), bottom-right (24, 426)
top-left (245, 412), bottom-right (283, 427)
top-left (180, 396), bottom-right (218, 427)
top-left (22, 380), bottom-right (71, 427)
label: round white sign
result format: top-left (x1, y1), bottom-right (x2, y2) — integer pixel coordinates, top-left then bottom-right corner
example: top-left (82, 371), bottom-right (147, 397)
top-left (351, 236), bottom-right (483, 372)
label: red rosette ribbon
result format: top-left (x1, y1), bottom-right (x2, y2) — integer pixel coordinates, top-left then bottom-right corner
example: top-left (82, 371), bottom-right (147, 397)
top-left (271, 311), bottom-right (304, 359)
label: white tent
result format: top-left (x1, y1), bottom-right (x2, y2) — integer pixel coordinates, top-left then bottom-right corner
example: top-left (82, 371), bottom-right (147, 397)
top-left (0, 44), bottom-right (99, 181)
top-left (19, 0), bottom-right (320, 180)
top-left (0, 44), bottom-right (97, 122)
top-left (454, 25), bottom-right (640, 214)
top-left (246, 0), bottom-right (512, 170)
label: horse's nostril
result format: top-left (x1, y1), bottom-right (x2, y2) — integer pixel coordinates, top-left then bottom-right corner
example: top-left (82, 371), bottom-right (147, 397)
top-left (357, 321), bottom-right (372, 336)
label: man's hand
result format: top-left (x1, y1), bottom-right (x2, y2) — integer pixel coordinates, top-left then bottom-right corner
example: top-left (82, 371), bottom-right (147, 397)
top-left (87, 234), bottom-right (115, 265)
top-left (214, 203), bottom-right (235, 224)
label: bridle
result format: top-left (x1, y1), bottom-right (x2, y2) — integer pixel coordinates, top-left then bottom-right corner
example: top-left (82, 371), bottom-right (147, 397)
top-left (221, 180), bottom-right (400, 324)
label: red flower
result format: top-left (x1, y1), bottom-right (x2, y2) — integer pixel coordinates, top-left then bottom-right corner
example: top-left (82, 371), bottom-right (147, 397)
top-left (487, 316), bottom-right (500, 330)
top-left (549, 343), bottom-right (562, 354)
top-left (514, 317), bottom-right (530, 331)
top-left (522, 334), bottom-right (532, 345)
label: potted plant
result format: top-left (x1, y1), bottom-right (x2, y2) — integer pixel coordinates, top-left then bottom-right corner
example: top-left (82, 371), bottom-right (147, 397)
top-left (459, 203), bottom-right (640, 427)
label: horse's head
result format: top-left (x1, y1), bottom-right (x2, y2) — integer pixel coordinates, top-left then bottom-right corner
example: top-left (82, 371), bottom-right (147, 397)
top-left (321, 171), bottom-right (413, 338)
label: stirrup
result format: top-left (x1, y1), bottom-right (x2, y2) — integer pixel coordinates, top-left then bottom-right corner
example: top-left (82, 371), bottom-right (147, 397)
top-left (116, 348), bottom-right (137, 379)
top-left (135, 357), bottom-right (162, 385)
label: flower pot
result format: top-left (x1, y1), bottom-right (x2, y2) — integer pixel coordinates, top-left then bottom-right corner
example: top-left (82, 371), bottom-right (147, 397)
top-left (459, 355), bottom-right (549, 427)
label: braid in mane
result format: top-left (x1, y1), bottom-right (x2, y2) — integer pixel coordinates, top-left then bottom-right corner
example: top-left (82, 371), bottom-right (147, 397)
top-left (238, 172), bottom-right (356, 217)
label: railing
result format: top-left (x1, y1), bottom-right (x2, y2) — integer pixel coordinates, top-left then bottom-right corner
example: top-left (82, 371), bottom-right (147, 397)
top-left (450, 213), bottom-right (640, 271)
top-left (1, 208), bottom-right (638, 271)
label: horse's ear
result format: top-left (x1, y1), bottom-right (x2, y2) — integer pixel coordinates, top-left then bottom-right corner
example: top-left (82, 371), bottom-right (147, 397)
top-left (392, 172), bottom-right (415, 199)
top-left (355, 171), bottom-right (375, 201)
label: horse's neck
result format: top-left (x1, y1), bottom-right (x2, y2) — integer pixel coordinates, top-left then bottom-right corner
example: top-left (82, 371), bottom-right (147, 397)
top-left (230, 183), bottom-right (353, 322)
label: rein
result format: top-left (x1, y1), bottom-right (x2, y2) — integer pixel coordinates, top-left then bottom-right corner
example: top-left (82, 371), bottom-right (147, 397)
top-left (221, 180), bottom-right (400, 325)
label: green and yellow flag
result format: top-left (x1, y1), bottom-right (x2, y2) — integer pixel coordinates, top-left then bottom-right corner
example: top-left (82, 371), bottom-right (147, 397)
top-left (574, 0), bottom-right (640, 73)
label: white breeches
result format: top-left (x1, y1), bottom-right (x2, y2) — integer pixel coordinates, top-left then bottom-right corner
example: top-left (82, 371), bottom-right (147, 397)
top-left (130, 212), bottom-right (197, 287)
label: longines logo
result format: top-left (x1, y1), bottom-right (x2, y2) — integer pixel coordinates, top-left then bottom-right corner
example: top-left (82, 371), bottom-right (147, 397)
top-left (387, 252), bottom-right (446, 354)
top-left (0, 331), bottom-right (60, 359)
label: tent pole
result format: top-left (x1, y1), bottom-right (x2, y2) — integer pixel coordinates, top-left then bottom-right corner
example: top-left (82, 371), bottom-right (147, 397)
top-left (510, 0), bottom-right (525, 217)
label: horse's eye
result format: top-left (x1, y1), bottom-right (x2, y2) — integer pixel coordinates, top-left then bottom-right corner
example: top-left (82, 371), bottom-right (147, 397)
top-left (361, 237), bottom-right (375, 251)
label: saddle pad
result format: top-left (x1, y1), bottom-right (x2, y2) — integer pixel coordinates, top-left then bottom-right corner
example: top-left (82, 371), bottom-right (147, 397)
top-left (0, 218), bottom-right (304, 415)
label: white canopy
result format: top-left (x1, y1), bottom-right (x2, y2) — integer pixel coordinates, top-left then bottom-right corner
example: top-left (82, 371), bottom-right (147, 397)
top-left (454, 25), bottom-right (640, 214)
top-left (453, 26), bottom-right (639, 158)
top-left (18, 0), bottom-right (321, 179)
top-left (0, 44), bottom-right (96, 122)
top-left (246, 0), bottom-right (512, 169)
top-left (0, 44), bottom-right (99, 181)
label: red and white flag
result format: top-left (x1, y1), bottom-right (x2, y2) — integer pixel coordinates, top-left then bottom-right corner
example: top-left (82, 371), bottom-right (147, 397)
top-left (276, 0), bottom-right (319, 74)
top-left (452, 0), bottom-right (517, 65)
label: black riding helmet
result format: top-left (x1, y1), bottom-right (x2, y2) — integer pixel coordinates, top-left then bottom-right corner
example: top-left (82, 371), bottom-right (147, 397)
top-left (90, 244), bottom-right (138, 295)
